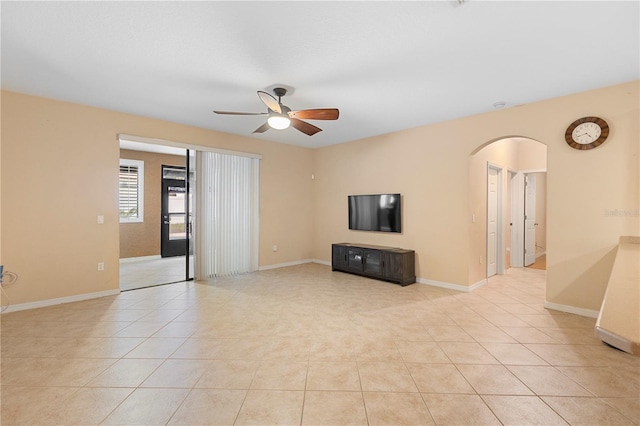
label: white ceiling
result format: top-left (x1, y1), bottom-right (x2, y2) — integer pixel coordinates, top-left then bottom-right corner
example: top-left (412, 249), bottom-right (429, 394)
top-left (2, 1), bottom-right (638, 149)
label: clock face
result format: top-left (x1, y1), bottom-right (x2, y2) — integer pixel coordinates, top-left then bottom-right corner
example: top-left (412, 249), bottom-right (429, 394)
top-left (571, 122), bottom-right (602, 144)
top-left (565, 117), bottom-right (609, 150)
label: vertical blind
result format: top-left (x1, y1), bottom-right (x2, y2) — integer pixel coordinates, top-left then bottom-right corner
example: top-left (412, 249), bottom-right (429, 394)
top-left (119, 163), bottom-right (141, 219)
top-left (196, 151), bottom-right (259, 278)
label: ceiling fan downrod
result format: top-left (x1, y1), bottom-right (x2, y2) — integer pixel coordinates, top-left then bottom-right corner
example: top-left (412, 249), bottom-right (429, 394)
top-left (273, 87), bottom-right (287, 103)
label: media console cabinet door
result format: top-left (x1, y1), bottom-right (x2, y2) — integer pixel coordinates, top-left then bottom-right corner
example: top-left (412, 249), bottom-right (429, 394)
top-left (347, 248), bottom-right (364, 273)
top-left (332, 244), bottom-right (348, 270)
top-left (384, 252), bottom-right (405, 282)
top-left (363, 250), bottom-right (383, 275)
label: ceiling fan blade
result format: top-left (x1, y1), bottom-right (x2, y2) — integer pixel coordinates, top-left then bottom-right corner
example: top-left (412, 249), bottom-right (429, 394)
top-left (288, 108), bottom-right (339, 120)
top-left (252, 122), bottom-right (271, 134)
top-left (290, 118), bottom-right (322, 136)
top-left (257, 91), bottom-right (282, 113)
top-left (213, 110), bottom-right (267, 115)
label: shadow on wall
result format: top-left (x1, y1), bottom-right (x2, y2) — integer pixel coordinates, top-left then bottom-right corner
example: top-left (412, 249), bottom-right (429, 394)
top-left (547, 246), bottom-right (618, 312)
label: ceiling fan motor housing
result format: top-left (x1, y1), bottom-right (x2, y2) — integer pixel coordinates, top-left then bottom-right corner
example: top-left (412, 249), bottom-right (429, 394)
top-left (273, 87), bottom-right (287, 98)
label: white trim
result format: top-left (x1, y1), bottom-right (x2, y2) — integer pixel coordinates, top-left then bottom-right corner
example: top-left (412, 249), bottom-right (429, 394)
top-left (1, 289), bottom-right (121, 314)
top-left (469, 278), bottom-right (489, 291)
top-left (510, 171), bottom-right (525, 267)
top-left (416, 277), bottom-right (487, 293)
top-left (536, 250), bottom-right (546, 258)
top-left (119, 134), bottom-right (262, 160)
top-left (544, 301), bottom-right (599, 318)
top-left (487, 163), bottom-right (504, 276)
top-left (258, 259), bottom-right (314, 271)
top-left (594, 326), bottom-right (633, 354)
top-left (119, 255), bottom-right (162, 263)
top-left (520, 168), bottom-right (547, 174)
top-left (313, 259), bottom-right (331, 267)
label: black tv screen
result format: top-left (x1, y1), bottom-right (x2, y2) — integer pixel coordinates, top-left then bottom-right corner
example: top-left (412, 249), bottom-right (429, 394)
top-left (348, 194), bottom-right (401, 233)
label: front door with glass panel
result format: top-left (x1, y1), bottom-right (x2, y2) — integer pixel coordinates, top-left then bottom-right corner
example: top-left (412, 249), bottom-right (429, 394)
top-left (161, 166), bottom-right (189, 258)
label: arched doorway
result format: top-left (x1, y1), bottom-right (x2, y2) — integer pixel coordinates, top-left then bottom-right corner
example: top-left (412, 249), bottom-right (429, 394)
top-left (469, 137), bottom-right (547, 282)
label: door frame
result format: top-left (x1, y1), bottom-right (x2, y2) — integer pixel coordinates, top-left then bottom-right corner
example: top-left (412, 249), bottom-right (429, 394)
top-left (160, 165), bottom-right (188, 258)
top-left (524, 173), bottom-right (537, 266)
top-left (486, 163), bottom-right (504, 277)
top-left (510, 168), bottom-right (546, 268)
top-left (119, 133), bottom-right (262, 282)
top-left (510, 171), bottom-right (525, 268)
top-left (118, 138), bottom-right (195, 290)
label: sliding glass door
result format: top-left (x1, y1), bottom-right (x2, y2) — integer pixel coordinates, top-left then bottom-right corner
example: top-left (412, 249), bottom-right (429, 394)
top-left (186, 149), bottom-right (196, 280)
top-left (119, 142), bottom-right (195, 291)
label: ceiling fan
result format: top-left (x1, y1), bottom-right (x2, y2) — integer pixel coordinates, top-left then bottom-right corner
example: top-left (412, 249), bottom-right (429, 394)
top-left (214, 87), bottom-right (339, 136)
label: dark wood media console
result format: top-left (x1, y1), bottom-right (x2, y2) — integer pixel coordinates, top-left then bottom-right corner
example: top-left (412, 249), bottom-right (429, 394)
top-left (332, 243), bottom-right (416, 286)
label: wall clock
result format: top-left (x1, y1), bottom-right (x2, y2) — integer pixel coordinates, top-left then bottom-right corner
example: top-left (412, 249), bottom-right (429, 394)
top-left (565, 116), bottom-right (609, 150)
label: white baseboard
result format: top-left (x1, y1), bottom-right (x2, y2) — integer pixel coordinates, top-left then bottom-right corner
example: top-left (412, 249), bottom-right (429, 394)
top-left (1, 289), bottom-right (121, 314)
top-left (258, 259), bottom-right (314, 271)
top-left (544, 301), bottom-right (599, 318)
top-left (119, 255), bottom-right (161, 263)
top-left (470, 278), bottom-right (489, 291)
top-left (595, 326), bottom-right (633, 354)
top-left (313, 259), bottom-right (331, 267)
top-left (417, 277), bottom-right (486, 293)
top-left (536, 250), bottom-right (546, 258)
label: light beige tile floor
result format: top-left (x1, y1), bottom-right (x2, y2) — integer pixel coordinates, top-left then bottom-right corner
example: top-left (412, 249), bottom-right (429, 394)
top-left (119, 256), bottom-right (194, 291)
top-left (2, 263), bottom-right (639, 425)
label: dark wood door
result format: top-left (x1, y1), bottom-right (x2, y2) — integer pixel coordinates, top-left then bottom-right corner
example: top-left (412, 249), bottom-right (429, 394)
top-left (384, 252), bottom-right (405, 281)
top-left (332, 245), bottom-right (348, 270)
top-left (161, 177), bottom-right (187, 258)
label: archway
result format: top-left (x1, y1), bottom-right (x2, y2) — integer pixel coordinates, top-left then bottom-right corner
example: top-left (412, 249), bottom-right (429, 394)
top-left (468, 137), bottom-right (547, 284)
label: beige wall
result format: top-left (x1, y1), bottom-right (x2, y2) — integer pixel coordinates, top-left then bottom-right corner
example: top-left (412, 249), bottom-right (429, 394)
top-left (119, 149), bottom-right (186, 259)
top-left (1, 90), bottom-right (313, 305)
top-left (468, 138), bottom-right (546, 284)
top-left (545, 83), bottom-right (639, 311)
top-left (532, 172), bottom-right (547, 255)
top-left (1, 80), bottom-right (638, 313)
top-left (313, 126), bottom-right (472, 286)
top-left (312, 81), bottom-right (639, 312)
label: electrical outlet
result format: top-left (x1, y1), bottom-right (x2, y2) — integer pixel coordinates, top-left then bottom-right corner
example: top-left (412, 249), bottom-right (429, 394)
top-left (97, 262), bottom-right (105, 271)
top-left (97, 215), bottom-right (104, 224)
top-left (272, 245), bottom-right (278, 252)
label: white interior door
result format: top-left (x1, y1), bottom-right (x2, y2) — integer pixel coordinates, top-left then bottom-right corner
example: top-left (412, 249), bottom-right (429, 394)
top-left (524, 174), bottom-right (537, 266)
top-left (510, 172), bottom-right (525, 268)
top-left (487, 166), bottom-right (499, 277)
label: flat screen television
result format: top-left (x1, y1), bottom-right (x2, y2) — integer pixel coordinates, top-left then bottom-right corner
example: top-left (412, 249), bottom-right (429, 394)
top-left (348, 193), bottom-right (401, 233)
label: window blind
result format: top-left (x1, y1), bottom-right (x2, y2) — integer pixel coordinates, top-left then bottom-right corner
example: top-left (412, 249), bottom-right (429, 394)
top-left (119, 159), bottom-right (144, 222)
top-left (196, 151), bottom-right (259, 278)
top-left (119, 164), bottom-right (139, 218)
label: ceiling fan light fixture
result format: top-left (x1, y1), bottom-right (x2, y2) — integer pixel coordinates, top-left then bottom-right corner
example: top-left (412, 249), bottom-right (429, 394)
top-left (214, 87), bottom-right (338, 136)
top-left (267, 115), bottom-right (290, 130)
